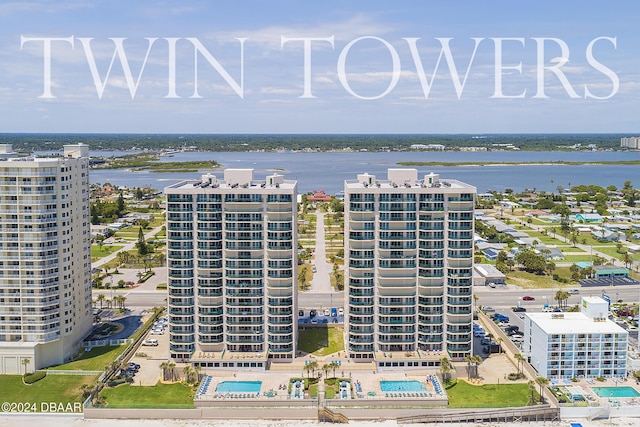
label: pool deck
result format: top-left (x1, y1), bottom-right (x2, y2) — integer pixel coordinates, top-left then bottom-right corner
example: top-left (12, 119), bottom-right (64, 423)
top-left (549, 376), bottom-right (640, 407)
top-left (194, 364), bottom-right (448, 402)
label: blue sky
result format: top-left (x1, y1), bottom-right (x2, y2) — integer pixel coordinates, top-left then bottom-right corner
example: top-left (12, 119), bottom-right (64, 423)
top-left (2, 1), bottom-right (639, 133)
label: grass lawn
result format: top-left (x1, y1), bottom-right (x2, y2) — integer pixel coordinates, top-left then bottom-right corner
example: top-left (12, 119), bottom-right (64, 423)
top-left (0, 374), bottom-right (96, 410)
top-left (100, 382), bottom-right (194, 408)
top-left (91, 245), bottom-right (123, 258)
top-left (525, 232), bottom-right (568, 246)
top-left (447, 380), bottom-right (532, 408)
top-left (562, 255), bottom-right (594, 263)
top-left (594, 245), bottom-right (640, 262)
top-left (323, 377), bottom-right (348, 399)
top-left (298, 326), bottom-right (344, 356)
top-left (507, 270), bottom-right (574, 288)
top-left (298, 264), bottom-right (313, 291)
top-left (52, 345), bottom-right (126, 371)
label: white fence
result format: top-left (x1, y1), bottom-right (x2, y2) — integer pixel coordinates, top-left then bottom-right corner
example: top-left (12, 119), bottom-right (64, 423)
top-left (83, 339), bottom-right (131, 348)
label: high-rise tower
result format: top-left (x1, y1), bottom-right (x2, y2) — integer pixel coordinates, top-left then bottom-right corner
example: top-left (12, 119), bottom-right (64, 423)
top-left (0, 144), bottom-right (92, 373)
top-left (344, 169), bottom-right (475, 369)
top-left (165, 169), bottom-right (297, 370)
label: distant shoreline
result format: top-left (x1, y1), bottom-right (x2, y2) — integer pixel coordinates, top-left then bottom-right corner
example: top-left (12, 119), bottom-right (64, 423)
top-left (397, 160), bottom-right (640, 167)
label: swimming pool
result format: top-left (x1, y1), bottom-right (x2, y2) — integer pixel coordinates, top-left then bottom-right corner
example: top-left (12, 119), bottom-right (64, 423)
top-left (380, 380), bottom-right (426, 392)
top-left (592, 386), bottom-right (640, 398)
top-left (215, 381), bottom-right (262, 393)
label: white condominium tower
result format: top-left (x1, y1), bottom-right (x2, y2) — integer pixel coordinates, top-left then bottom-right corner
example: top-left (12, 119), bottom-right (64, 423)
top-left (165, 169), bottom-right (297, 369)
top-left (344, 169), bottom-right (475, 367)
top-left (0, 144), bottom-right (92, 374)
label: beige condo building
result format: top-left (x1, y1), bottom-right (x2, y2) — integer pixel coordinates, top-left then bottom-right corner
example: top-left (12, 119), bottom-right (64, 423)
top-left (0, 144), bottom-right (92, 374)
top-left (165, 169), bottom-right (297, 371)
top-left (344, 169), bottom-right (476, 370)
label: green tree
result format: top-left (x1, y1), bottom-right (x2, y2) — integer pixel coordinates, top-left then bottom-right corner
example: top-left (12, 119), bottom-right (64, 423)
top-left (117, 193), bottom-right (125, 214)
top-left (535, 376), bottom-right (550, 403)
top-left (160, 362), bottom-right (170, 381)
top-left (514, 353), bottom-right (525, 377)
top-left (440, 357), bottom-right (452, 383)
top-left (322, 363), bottom-right (330, 379)
top-left (137, 226), bottom-right (148, 256)
top-left (21, 358), bottom-right (30, 375)
top-left (554, 290), bottom-right (570, 309)
top-left (97, 293), bottom-right (105, 309)
top-left (329, 361), bottom-right (340, 378)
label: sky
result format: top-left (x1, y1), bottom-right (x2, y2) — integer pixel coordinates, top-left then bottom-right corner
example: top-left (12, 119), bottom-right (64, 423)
top-left (2, 0), bottom-right (640, 134)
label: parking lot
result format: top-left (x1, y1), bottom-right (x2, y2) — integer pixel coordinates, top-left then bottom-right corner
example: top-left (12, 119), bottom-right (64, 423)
top-left (298, 307), bottom-right (344, 325)
top-left (128, 315), bottom-right (169, 386)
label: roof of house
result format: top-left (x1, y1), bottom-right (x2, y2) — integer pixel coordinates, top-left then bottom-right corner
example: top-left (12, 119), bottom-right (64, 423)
top-left (474, 264), bottom-right (506, 279)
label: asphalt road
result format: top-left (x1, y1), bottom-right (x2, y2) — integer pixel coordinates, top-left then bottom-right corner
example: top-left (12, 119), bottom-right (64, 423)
top-left (100, 279), bottom-right (639, 319)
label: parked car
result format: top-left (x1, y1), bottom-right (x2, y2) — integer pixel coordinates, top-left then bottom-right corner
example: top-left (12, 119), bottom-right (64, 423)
top-left (309, 309), bottom-right (317, 318)
top-left (298, 310), bottom-right (304, 317)
top-left (324, 309), bottom-right (330, 317)
top-left (482, 344), bottom-right (501, 354)
top-left (312, 266), bottom-right (317, 273)
top-left (522, 296), bottom-right (535, 301)
top-left (483, 306), bottom-right (496, 312)
top-left (338, 308), bottom-right (344, 316)
top-left (142, 339), bottom-right (158, 346)
top-left (331, 308), bottom-right (338, 317)
top-left (493, 313), bottom-right (510, 323)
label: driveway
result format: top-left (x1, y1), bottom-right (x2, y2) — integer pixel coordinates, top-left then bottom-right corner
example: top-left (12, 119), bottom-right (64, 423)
top-left (309, 210), bottom-right (335, 293)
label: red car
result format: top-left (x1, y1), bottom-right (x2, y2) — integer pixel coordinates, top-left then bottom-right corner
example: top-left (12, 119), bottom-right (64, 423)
top-left (522, 296), bottom-right (535, 301)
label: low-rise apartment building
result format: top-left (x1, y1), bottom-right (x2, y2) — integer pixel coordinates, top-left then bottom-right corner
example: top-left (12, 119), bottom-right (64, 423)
top-left (524, 297), bottom-right (627, 379)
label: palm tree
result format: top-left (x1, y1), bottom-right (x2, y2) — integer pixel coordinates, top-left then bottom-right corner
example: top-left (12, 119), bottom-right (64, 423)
top-left (623, 252), bottom-right (632, 269)
top-left (194, 365), bottom-right (202, 382)
top-left (496, 337), bottom-right (503, 354)
top-left (168, 362), bottom-right (176, 381)
top-left (183, 365), bottom-right (193, 383)
top-left (160, 362), bottom-right (169, 381)
top-left (554, 290), bottom-right (570, 310)
top-left (97, 294), bottom-right (105, 309)
top-left (514, 353), bottom-right (525, 377)
top-left (570, 229), bottom-right (579, 247)
top-left (528, 380), bottom-right (536, 404)
top-left (472, 355), bottom-right (483, 379)
top-left (304, 361), bottom-right (317, 380)
top-left (439, 357), bottom-right (452, 383)
top-left (535, 376), bottom-right (550, 403)
top-left (465, 355), bottom-right (473, 380)
top-left (21, 358), bottom-right (30, 375)
top-left (298, 270), bottom-right (307, 291)
top-left (322, 363), bottom-right (330, 379)
top-left (329, 361), bottom-right (340, 378)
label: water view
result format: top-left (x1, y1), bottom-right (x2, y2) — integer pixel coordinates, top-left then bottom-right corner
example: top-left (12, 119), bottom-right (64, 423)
top-left (89, 150), bottom-right (640, 194)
